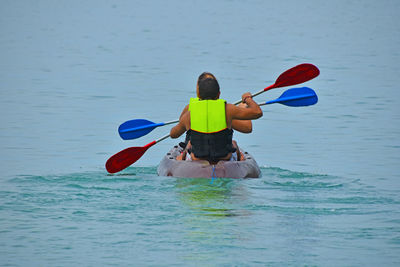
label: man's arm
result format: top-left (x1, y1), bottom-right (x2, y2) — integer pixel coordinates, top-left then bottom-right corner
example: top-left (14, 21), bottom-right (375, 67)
top-left (232, 120), bottom-right (252, 133)
top-left (170, 112), bottom-right (189, 138)
top-left (179, 104), bottom-right (189, 119)
top-left (227, 93), bottom-right (263, 121)
top-left (231, 102), bottom-right (252, 133)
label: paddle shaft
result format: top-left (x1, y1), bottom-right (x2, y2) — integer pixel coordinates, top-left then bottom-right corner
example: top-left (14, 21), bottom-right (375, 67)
top-left (144, 134), bottom-right (171, 148)
top-left (233, 85), bottom-right (275, 105)
top-left (155, 134), bottom-right (170, 144)
top-left (142, 134), bottom-right (171, 150)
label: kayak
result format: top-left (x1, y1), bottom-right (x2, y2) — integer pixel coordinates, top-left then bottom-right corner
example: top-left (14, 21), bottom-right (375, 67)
top-left (157, 145), bottom-right (261, 178)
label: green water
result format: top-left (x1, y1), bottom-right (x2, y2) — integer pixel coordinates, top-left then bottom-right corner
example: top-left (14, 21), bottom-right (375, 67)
top-left (1, 167), bottom-right (399, 266)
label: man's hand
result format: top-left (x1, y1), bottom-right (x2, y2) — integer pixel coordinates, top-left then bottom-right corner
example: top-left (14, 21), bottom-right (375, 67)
top-left (241, 92), bottom-right (253, 104)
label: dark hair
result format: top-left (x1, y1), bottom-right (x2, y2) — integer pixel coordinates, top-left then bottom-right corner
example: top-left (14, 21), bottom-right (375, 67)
top-left (197, 72), bottom-right (220, 100)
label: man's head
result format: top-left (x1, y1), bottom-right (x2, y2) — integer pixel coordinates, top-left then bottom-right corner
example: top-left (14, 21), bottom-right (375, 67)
top-left (197, 72), bottom-right (220, 100)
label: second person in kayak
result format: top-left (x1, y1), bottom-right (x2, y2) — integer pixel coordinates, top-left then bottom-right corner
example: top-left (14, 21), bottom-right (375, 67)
top-left (170, 72), bottom-right (263, 162)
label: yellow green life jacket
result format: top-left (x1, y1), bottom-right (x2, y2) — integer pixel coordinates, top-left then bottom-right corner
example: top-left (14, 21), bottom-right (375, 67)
top-left (188, 98), bottom-right (234, 160)
top-left (189, 97), bottom-right (227, 133)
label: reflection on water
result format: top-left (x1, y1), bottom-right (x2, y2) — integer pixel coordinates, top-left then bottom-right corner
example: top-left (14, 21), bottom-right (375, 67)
top-left (175, 178), bottom-right (249, 217)
top-left (174, 178), bottom-right (253, 261)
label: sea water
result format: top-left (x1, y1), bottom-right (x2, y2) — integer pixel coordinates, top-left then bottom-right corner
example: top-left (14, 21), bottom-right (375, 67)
top-left (1, 0), bottom-right (399, 266)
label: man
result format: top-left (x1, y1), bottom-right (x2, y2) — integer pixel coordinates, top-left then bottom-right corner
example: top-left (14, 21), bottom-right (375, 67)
top-left (170, 72), bottom-right (263, 162)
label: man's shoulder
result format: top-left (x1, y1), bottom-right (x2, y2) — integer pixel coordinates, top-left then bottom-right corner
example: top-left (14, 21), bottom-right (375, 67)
top-left (181, 109), bottom-right (190, 123)
top-left (225, 103), bottom-right (237, 112)
top-left (225, 103), bottom-right (238, 120)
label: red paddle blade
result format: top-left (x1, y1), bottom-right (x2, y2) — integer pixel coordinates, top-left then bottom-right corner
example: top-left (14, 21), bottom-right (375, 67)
top-left (266, 63), bottom-right (320, 91)
top-left (105, 141), bottom-right (156, 173)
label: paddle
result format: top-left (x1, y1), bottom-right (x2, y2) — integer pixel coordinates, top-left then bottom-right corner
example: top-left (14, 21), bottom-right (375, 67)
top-left (106, 134), bottom-right (170, 173)
top-left (119, 119), bottom-right (178, 140)
top-left (258, 87), bottom-right (318, 107)
top-left (233, 63), bottom-right (319, 105)
top-left (118, 63), bottom-right (320, 140)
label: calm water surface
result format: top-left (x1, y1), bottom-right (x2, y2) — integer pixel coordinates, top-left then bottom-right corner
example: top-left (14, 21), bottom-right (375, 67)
top-left (1, 0), bottom-right (399, 266)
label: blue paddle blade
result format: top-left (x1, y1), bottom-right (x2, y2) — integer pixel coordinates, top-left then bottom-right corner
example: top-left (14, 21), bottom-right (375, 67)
top-left (118, 119), bottom-right (164, 140)
top-left (265, 87), bottom-right (318, 107)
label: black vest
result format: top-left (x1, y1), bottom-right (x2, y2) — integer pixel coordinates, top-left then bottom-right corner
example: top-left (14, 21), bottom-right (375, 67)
top-left (188, 129), bottom-right (235, 161)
